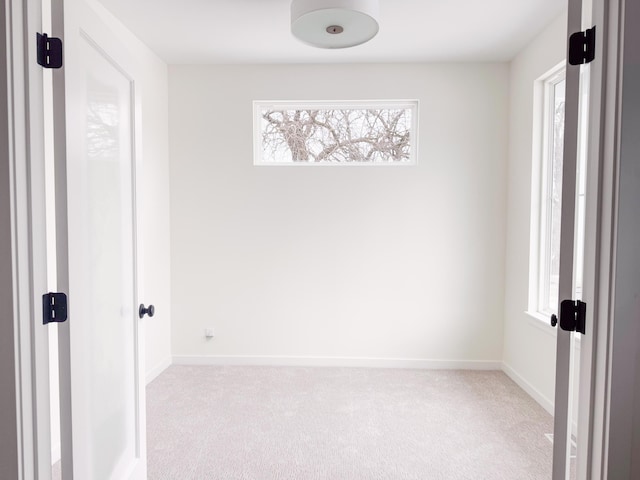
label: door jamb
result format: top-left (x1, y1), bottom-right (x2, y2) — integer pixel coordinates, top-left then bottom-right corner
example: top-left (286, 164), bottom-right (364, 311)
top-left (2, 0), bottom-right (52, 478)
top-left (599, 0), bottom-right (640, 476)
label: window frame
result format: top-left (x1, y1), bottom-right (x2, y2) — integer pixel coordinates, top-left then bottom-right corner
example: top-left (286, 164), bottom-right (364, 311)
top-left (253, 100), bottom-right (419, 166)
top-left (528, 62), bottom-right (590, 327)
top-left (529, 64), bottom-right (567, 321)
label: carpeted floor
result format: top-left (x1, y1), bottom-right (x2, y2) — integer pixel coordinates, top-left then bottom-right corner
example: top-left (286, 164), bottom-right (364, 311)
top-left (146, 366), bottom-right (553, 480)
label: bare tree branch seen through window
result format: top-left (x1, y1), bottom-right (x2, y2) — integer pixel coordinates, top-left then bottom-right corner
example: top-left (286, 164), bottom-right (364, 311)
top-left (256, 103), bottom-right (417, 164)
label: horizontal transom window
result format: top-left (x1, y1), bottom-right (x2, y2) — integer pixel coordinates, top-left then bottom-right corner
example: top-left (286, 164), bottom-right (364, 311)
top-left (253, 100), bottom-right (418, 165)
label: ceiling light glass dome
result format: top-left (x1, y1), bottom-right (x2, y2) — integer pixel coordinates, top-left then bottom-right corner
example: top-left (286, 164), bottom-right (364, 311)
top-left (291, 0), bottom-right (380, 49)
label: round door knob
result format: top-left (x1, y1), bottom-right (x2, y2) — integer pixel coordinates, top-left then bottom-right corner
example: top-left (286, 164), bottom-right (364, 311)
top-left (139, 304), bottom-right (155, 318)
top-left (550, 314), bottom-right (558, 327)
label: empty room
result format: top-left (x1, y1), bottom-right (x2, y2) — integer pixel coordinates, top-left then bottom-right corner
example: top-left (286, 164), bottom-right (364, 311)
top-left (5, 0), bottom-right (639, 479)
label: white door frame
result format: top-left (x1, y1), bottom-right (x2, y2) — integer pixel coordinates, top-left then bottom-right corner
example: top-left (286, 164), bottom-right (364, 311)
top-left (0, 1), bottom-right (22, 478)
top-left (1, 0), bottom-right (52, 478)
top-left (574, 0), bottom-right (623, 478)
top-left (561, 0), bottom-right (627, 478)
top-left (600, 0), bottom-right (640, 476)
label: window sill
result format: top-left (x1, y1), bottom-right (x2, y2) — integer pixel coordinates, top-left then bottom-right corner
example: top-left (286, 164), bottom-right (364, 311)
top-left (524, 311), bottom-right (583, 347)
top-left (525, 310), bottom-right (558, 338)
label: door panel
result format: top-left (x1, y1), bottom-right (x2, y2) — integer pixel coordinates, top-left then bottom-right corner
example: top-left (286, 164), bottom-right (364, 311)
top-left (52, 0), bottom-right (146, 478)
top-left (79, 34), bottom-right (138, 478)
top-left (551, 0), bottom-right (589, 477)
top-left (568, 64), bottom-right (591, 480)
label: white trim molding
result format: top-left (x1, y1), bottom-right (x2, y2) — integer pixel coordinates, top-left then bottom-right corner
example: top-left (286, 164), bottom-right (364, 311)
top-left (502, 362), bottom-right (554, 415)
top-left (146, 357), bottom-right (172, 385)
top-left (0, 1), bottom-right (21, 476)
top-left (2, 0), bottom-right (50, 477)
top-left (172, 355), bottom-right (502, 370)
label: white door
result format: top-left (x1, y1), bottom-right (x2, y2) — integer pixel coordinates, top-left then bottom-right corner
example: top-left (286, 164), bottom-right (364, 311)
top-left (51, 0), bottom-right (146, 478)
top-left (552, 0), bottom-right (607, 477)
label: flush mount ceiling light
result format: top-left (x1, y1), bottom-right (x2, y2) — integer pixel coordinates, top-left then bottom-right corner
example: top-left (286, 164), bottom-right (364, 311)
top-left (291, 0), bottom-right (380, 49)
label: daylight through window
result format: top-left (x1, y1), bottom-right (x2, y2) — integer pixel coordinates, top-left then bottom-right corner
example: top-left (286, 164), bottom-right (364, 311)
top-left (254, 101), bottom-right (418, 165)
top-left (530, 66), bottom-right (589, 321)
top-left (539, 73), bottom-right (566, 316)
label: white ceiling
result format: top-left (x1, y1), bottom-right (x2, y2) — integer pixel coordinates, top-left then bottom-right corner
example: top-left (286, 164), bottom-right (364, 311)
top-left (96, 0), bottom-right (566, 64)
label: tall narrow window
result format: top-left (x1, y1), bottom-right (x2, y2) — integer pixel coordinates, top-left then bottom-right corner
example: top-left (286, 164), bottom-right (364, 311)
top-left (529, 68), bottom-right (566, 318)
top-left (529, 63), bottom-right (589, 321)
top-left (539, 73), bottom-right (566, 315)
top-left (530, 66), bottom-right (589, 320)
top-left (572, 71), bottom-right (591, 302)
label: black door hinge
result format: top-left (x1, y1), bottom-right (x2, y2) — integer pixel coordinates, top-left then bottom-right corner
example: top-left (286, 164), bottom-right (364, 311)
top-left (37, 33), bottom-right (63, 69)
top-left (551, 299), bottom-right (586, 334)
top-left (569, 26), bottom-right (596, 65)
top-left (43, 293), bottom-right (68, 325)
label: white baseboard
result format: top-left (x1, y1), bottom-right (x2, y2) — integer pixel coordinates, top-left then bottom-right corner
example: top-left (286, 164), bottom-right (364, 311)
top-left (146, 356), bottom-right (172, 384)
top-left (502, 362), bottom-right (554, 415)
top-left (172, 355), bottom-right (503, 370)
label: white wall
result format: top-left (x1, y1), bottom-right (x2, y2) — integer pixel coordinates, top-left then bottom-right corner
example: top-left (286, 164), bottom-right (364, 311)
top-left (502, 14), bottom-right (567, 412)
top-left (169, 63), bottom-right (509, 366)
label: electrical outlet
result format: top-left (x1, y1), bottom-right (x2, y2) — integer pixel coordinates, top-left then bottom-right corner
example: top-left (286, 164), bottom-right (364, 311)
top-left (205, 328), bottom-right (215, 339)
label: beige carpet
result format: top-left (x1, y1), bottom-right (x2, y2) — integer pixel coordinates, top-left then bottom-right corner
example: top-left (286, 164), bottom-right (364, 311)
top-left (146, 366), bottom-right (553, 479)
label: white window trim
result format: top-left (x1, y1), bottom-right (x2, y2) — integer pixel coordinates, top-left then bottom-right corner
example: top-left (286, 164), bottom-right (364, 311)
top-left (253, 99), bottom-right (419, 166)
